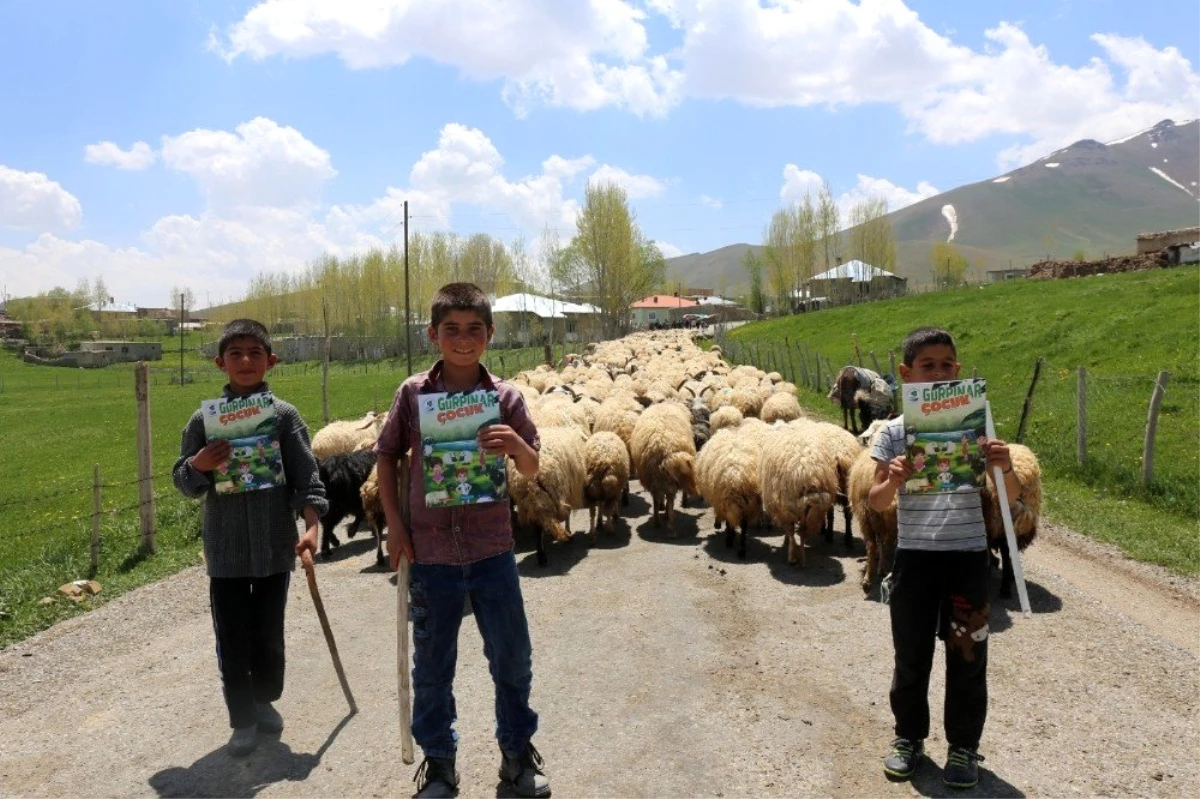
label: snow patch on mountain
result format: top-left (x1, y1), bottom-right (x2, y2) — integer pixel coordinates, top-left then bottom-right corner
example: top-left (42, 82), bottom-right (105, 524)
top-left (1149, 167), bottom-right (1194, 197)
top-left (941, 204), bottom-right (958, 242)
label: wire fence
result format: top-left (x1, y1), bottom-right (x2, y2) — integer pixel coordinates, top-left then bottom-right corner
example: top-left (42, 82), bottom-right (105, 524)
top-left (715, 332), bottom-right (1199, 519)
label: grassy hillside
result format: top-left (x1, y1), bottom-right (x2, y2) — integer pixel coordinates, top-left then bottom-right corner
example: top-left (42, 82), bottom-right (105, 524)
top-left (724, 266), bottom-right (1199, 573)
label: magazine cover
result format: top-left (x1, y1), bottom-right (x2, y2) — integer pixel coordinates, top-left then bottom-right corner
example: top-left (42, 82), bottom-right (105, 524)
top-left (901, 379), bottom-right (988, 494)
top-left (201, 392), bottom-right (286, 494)
top-left (416, 389), bottom-right (507, 508)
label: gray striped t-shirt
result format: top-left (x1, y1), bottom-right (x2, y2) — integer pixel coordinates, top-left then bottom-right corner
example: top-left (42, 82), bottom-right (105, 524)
top-left (871, 416), bottom-right (987, 552)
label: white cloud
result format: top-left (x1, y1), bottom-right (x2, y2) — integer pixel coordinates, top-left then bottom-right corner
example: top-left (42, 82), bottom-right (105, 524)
top-left (780, 166), bottom-right (939, 219)
top-left (656, 240), bottom-right (684, 258)
top-left (215, 0), bottom-right (682, 117)
top-left (839, 174), bottom-right (940, 214)
top-left (212, 1), bottom-right (1200, 168)
top-left (699, 194), bottom-right (722, 210)
top-left (0, 165), bottom-right (82, 232)
top-left (588, 164), bottom-right (666, 199)
top-left (780, 165), bottom-right (825, 205)
top-left (3, 119), bottom-right (669, 306)
top-left (84, 141), bottom-right (157, 170)
top-left (160, 116), bottom-right (336, 211)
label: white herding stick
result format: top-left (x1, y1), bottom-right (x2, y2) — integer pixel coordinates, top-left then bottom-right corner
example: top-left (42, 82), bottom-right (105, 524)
top-left (396, 553), bottom-right (415, 764)
top-left (985, 401), bottom-right (1032, 617)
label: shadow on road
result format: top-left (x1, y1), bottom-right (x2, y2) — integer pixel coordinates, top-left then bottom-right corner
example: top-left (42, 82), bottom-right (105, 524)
top-left (989, 578), bottom-right (1063, 634)
top-left (148, 713), bottom-right (355, 798)
top-left (905, 757), bottom-right (1026, 798)
top-left (635, 508), bottom-right (703, 544)
top-left (319, 535), bottom-right (377, 564)
top-left (765, 542), bottom-right (848, 587)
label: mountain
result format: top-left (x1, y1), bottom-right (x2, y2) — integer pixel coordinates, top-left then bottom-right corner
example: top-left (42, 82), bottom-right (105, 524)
top-left (666, 119), bottom-right (1199, 293)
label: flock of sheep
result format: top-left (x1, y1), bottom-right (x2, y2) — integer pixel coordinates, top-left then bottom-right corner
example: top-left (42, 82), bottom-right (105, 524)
top-left (306, 330), bottom-right (1043, 598)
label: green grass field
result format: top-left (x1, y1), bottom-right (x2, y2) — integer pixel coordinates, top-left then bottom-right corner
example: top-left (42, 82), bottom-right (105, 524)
top-left (0, 339), bottom-right (549, 647)
top-left (722, 266), bottom-right (1199, 574)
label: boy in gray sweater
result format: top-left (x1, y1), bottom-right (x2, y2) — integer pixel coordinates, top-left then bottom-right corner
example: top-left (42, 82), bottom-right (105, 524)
top-left (173, 319), bottom-right (327, 756)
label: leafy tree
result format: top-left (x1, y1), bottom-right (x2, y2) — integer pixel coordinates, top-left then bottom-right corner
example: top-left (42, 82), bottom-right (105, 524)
top-left (931, 242), bottom-right (969, 289)
top-left (743, 249), bottom-right (766, 316)
top-left (846, 195), bottom-right (897, 298)
top-left (568, 181), bottom-right (663, 337)
top-left (816, 181), bottom-right (841, 271)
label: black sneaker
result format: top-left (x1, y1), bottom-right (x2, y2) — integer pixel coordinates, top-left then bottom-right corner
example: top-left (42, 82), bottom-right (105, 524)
top-left (413, 756), bottom-right (459, 798)
top-left (943, 745), bottom-right (983, 789)
top-left (883, 737), bottom-right (924, 780)
top-left (499, 743), bottom-right (550, 798)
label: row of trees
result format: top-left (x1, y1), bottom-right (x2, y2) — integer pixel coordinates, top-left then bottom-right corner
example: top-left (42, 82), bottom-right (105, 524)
top-left (223, 180), bottom-right (665, 343)
top-left (4, 279), bottom-right (175, 346)
top-left (744, 182), bottom-right (897, 315)
top-left (224, 231), bottom-right (525, 341)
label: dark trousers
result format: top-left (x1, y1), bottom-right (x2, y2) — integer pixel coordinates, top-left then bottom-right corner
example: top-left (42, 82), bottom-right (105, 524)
top-left (209, 571), bottom-right (290, 729)
top-left (889, 548), bottom-right (990, 749)
top-left (409, 550), bottom-right (538, 758)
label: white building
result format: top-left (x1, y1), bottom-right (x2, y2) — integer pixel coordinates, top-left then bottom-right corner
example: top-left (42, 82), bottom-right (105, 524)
top-left (491, 293), bottom-right (601, 346)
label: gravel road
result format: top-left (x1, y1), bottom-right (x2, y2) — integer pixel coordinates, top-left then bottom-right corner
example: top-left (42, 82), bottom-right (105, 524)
top-left (1, 484), bottom-right (1196, 798)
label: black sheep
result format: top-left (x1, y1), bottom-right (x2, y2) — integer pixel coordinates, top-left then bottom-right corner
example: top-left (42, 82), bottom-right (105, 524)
top-left (317, 450), bottom-right (377, 559)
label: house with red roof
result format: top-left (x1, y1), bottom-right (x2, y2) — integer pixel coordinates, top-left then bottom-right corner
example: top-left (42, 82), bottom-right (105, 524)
top-left (629, 294), bottom-right (698, 328)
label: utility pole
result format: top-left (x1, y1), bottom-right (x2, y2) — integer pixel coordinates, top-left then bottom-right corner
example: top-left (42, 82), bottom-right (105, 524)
top-left (179, 292), bottom-right (185, 387)
top-left (404, 199), bottom-right (412, 376)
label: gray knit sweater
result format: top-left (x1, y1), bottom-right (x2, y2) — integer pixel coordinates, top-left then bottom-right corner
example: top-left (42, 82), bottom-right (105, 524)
top-left (173, 383), bottom-right (328, 579)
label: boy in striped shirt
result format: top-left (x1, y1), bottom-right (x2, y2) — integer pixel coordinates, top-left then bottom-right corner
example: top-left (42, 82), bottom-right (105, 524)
top-left (869, 327), bottom-right (1020, 789)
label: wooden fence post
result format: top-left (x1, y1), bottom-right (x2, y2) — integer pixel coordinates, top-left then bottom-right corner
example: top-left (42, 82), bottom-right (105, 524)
top-left (322, 299), bottom-right (331, 425)
top-left (869, 351), bottom-right (881, 374)
top-left (784, 337), bottom-right (797, 384)
top-left (814, 351), bottom-right (823, 392)
top-left (1142, 370), bottom-right (1170, 486)
top-left (135, 362), bottom-right (156, 554)
top-left (91, 464), bottom-right (101, 574)
top-left (1076, 367), bottom-right (1087, 465)
top-left (1015, 357), bottom-right (1045, 444)
top-left (796, 341), bottom-right (809, 388)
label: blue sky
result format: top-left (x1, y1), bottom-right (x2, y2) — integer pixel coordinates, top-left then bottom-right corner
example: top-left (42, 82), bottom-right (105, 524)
top-left (1, 0), bottom-right (1197, 306)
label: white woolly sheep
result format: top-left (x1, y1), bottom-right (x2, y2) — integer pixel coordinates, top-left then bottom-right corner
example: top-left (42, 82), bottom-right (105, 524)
top-left (759, 423), bottom-right (839, 566)
top-left (709, 405), bottom-right (744, 434)
top-left (583, 431), bottom-right (631, 540)
top-left (696, 427), bottom-right (763, 559)
top-left (508, 426), bottom-right (587, 566)
top-left (629, 401), bottom-right (698, 534)
top-left (847, 448), bottom-right (896, 592)
top-left (809, 420), bottom-right (864, 549)
top-left (760, 392), bottom-right (805, 424)
top-left (359, 453), bottom-right (411, 569)
top-left (312, 412), bottom-right (385, 460)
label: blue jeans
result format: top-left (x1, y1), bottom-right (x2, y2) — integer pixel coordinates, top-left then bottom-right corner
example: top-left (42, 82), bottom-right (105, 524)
top-left (410, 550), bottom-right (538, 758)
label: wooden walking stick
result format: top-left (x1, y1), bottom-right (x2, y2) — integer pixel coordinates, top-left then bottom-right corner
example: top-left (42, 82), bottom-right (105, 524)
top-left (396, 455), bottom-right (415, 764)
top-left (300, 550), bottom-right (358, 714)
top-left (396, 553), bottom-right (415, 764)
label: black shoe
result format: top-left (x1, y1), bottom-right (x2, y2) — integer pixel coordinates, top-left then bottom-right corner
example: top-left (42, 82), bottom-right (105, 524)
top-left (943, 745), bottom-right (983, 789)
top-left (499, 743), bottom-right (551, 797)
top-left (413, 756), bottom-right (459, 798)
top-left (883, 737), bottom-right (924, 780)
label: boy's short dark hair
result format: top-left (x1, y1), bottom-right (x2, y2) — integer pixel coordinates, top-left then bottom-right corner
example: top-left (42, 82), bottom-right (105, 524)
top-left (218, 319), bottom-right (273, 356)
top-left (430, 282), bottom-right (492, 329)
top-left (902, 327), bottom-right (956, 366)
